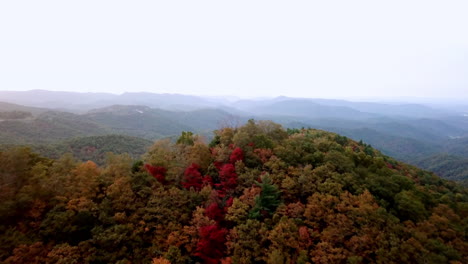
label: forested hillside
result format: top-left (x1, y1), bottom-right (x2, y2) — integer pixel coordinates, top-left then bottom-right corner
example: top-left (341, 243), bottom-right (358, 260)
top-left (412, 154), bottom-right (468, 185)
top-left (0, 102), bottom-right (48, 116)
top-left (1, 95), bottom-right (468, 182)
top-left (1, 121), bottom-right (467, 263)
top-left (0, 103), bottom-right (237, 144)
top-left (30, 135), bottom-right (153, 165)
top-left (85, 105), bottom-right (234, 140)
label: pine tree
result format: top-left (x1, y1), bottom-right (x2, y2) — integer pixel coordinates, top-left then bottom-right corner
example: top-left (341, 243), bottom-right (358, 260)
top-left (249, 175), bottom-right (281, 219)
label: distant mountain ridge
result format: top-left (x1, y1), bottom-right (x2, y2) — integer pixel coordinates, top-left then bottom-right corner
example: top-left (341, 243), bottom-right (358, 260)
top-left (1, 90), bottom-right (464, 118)
top-left (0, 101), bottom-right (49, 116)
top-left (1, 90), bottom-right (468, 182)
top-left (0, 90), bottom-right (219, 112)
top-left (0, 103), bottom-right (239, 144)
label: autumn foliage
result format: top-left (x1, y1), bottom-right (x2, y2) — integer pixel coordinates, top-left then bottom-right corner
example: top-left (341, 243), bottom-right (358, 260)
top-left (195, 225), bottom-right (228, 264)
top-left (144, 163), bottom-right (167, 184)
top-left (0, 121), bottom-right (467, 264)
top-left (217, 163), bottom-right (238, 195)
top-left (182, 163), bottom-right (204, 191)
top-left (229, 147), bottom-right (244, 163)
top-left (205, 202), bottom-right (225, 223)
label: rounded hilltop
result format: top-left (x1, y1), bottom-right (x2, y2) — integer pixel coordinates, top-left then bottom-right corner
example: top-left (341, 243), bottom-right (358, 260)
top-left (0, 120), bottom-right (467, 263)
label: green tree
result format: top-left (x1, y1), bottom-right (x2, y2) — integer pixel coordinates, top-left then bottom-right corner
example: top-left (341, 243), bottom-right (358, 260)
top-left (176, 131), bottom-right (195, 146)
top-left (249, 175), bottom-right (281, 219)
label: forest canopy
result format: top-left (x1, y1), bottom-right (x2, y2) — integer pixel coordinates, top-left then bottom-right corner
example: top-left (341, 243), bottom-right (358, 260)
top-left (0, 120), bottom-right (467, 264)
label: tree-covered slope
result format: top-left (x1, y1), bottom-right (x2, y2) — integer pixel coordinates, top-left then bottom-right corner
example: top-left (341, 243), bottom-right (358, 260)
top-left (85, 105), bottom-right (192, 140)
top-left (307, 126), bottom-right (440, 160)
top-left (27, 135), bottom-right (153, 165)
top-left (412, 153), bottom-right (468, 184)
top-left (0, 104), bottom-right (236, 145)
top-left (290, 120), bottom-right (468, 181)
top-left (0, 101), bottom-right (48, 116)
top-left (0, 111), bottom-right (110, 144)
top-left (444, 136), bottom-right (468, 158)
top-left (85, 105), bottom-right (235, 140)
top-left (1, 120), bottom-right (467, 264)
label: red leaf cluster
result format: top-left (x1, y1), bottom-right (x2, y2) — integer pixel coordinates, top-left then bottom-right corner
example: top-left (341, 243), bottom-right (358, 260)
top-left (225, 197), bottom-right (234, 210)
top-left (144, 164), bottom-right (167, 184)
top-left (229, 147), bottom-right (244, 164)
top-left (182, 163), bottom-right (203, 191)
top-left (205, 202), bottom-right (224, 223)
top-left (217, 164), bottom-right (237, 197)
top-left (202, 175), bottom-right (213, 187)
top-left (213, 161), bottom-right (224, 171)
top-left (195, 225), bottom-right (228, 264)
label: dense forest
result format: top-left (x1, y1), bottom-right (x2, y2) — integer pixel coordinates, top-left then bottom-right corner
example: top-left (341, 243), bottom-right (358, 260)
top-left (412, 154), bottom-right (468, 185)
top-left (29, 135), bottom-right (153, 165)
top-left (1, 120), bottom-right (467, 263)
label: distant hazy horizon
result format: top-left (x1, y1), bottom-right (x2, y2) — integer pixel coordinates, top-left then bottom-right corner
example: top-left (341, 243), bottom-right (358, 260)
top-left (2, 89), bottom-right (468, 106)
top-left (1, 1), bottom-right (467, 99)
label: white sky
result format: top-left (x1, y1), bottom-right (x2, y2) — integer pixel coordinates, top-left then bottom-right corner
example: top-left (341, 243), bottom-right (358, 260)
top-left (0, 1), bottom-right (467, 98)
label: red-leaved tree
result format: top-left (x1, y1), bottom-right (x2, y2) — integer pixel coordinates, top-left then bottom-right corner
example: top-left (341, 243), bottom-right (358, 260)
top-left (195, 225), bottom-right (228, 264)
top-left (144, 164), bottom-right (167, 184)
top-left (202, 175), bottom-right (214, 187)
top-left (217, 164), bottom-right (237, 197)
top-left (224, 197), bottom-right (234, 213)
top-left (229, 147), bottom-right (244, 164)
top-left (182, 163), bottom-right (204, 191)
top-left (205, 202), bottom-right (224, 223)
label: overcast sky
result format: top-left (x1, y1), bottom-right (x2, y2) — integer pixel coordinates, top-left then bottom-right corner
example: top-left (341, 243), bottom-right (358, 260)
top-left (0, 1), bottom-right (467, 99)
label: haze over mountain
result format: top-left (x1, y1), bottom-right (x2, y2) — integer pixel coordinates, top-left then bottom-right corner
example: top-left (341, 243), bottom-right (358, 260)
top-left (1, 90), bottom-right (468, 183)
top-left (0, 90), bottom-right (220, 112)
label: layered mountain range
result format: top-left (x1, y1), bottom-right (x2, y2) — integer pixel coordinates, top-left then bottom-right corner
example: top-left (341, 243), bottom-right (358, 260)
top-left (1, 90), bottom-right (467, 183)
